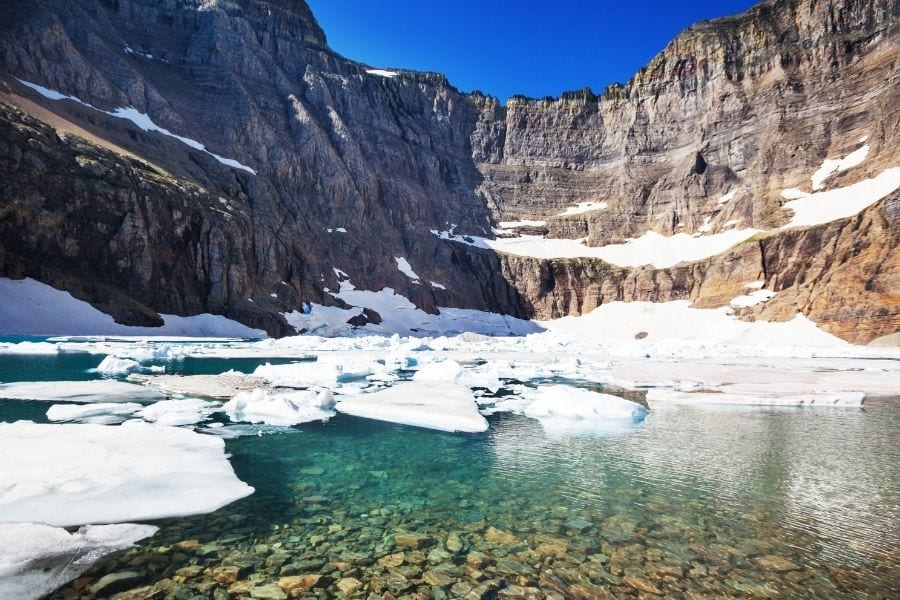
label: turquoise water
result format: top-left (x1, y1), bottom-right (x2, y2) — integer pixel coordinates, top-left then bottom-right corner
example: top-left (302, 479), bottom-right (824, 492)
top-left (2, 355), bottom-right (898, 599)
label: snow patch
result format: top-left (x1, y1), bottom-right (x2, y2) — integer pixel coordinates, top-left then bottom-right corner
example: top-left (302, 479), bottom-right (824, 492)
top-left (557, 201), bottom-right (608, 216)
top-left (717, 190), bottom-right (737, 205)
top-left (395, 257), bottom-right (421, 281)
top-left (16, 79), bottom-right (256, 174)
top-left (366, 69), bottom-right (399, 78)
top-left (782, 167), bottom-right (900, 228)
top-left (497, 219), bottom-right (548, 228)
top-left (730, 289), bottom-right (777, 308)
top-left (0, 277), bottom-right (265, 338)
top-left (812, 145), bottom-right (870, 190)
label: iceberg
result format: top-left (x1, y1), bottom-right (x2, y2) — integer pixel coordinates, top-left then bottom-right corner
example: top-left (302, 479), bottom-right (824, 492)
top-left (0, 421), bottom-right (254, 526)
top-left (136, 398), bottom-right (219, 426)
top-left (224, 388), bottom-right (336, 426)
top-left (335, 383), bottom-right (488, 432)
top-left (522, 385), bottom-right (647, 425)
top-left (46, 402), bottom-right (143, 423)
top-left (96, 355), bottom-right (141, 376)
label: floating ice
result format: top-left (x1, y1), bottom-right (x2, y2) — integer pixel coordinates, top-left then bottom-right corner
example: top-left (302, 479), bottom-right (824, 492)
top-left (336, 383), bottom-right (488, 432)
top-left (413, 359), bottom-right (502, 393)
top-left (96, 355), bottom-right (140, 375)
top-left (224, 388), bottom-right (335, 426)
top-left (0, 421), bottom-right (254, 526)
top-left (136, 398), bottom-right (219, 426)
top-left (0, 341), bottom-right (61, 355)
top-left (0, 380), bottom-right (165, 404)
top-left (46, 402), bottom-right (143, 423)
top-left (0, 522), bottom-right (158, 600)
top-left (521, 385), bottom-right (647, 425)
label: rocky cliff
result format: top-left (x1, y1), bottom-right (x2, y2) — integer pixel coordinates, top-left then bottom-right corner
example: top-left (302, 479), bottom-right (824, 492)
top-left (0, 0), bottom-right (897, 342)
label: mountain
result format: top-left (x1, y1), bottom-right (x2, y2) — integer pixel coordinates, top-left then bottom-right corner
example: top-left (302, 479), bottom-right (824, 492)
top-left (0, 0), bottom-right (897, 342)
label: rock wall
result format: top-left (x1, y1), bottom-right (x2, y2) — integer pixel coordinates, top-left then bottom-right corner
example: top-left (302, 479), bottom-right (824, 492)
top-left (0, 0), bottom-right (897, 341)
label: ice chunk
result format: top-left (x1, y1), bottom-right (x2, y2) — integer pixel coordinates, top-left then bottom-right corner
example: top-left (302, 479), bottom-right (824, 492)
top-left (0, 522), bottom-right (158, 600)
top-left (335, 383), bottom-right (488, 432)
top-left (46, 402), bottom-right (143, 423)
top-left (253, 357), bottom-right (375, 388)
top-left (522, 385), bottom-right (647, 424)
top-left (96, 355), bottom-right (140, 375)
top-left (223, 388), bottom-right (335, 426)
top-left (136, 398), bottom-right (219, 426)
top-left (413, 359), bottom-right (501, 392)
top-left (645, 389), bottom-right (865, 407)
top-left (0, 380), bottom-right (165, 403)
top-left (0, 421), bottom-right (254, 526)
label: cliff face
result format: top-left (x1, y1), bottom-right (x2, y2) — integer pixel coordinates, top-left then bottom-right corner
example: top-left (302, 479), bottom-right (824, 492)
top-left (0, 0), bottom-right (897, 341)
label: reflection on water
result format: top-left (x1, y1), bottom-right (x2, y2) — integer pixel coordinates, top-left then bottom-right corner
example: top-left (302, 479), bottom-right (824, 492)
top-left (38, 398), bottom-right (899, 599)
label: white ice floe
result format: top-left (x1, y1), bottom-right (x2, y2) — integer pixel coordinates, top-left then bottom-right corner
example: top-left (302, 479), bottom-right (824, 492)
top-left (335, 383), bottom-right (488, 432)
top-left (46, 402), bottom-right (142, 424)
top-left (730, 289), bottom-right (777, 308)
top-left (0, 421), bottom-right (253, 527)
top-left (432, 229), bottom-right (759, 269)
top-left (395, 257), bottom-right (421, 281)
top-left (224, 388), bottom-right (335, 426)
top-left (413, 359), bottom-right (502, 393)
top-left (521, 385), bottom-right (647, 425)
top-left (17, 79), bottom-right (255, 174)
top-left (366, 69), bottom-right (399, 78)
top-left (96, 355), bottom-right (141, 375)
top-left (0, 341), bottom-right (62, 355)
top-left (557, 201), bottom-right (608, 216)
top-left (253, 357), bottom-right (376, 388)
top-left (0, 278), bottom-right (265, 338)
top-left (782, 167), bottom-right (900, 228)
top-left (811, 145), bottom-right (869, 190)
top-left (0, 522), bottom-right (158, 600)
top-left (136, 398), bottom-right (219, 426)
top-left (0, 380), bottom-right (165, 403)
top-left (645, 389), bottom-right (865, 407)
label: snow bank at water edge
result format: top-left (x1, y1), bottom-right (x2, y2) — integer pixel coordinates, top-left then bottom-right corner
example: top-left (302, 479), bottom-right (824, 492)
top-left (0, 278), bottom-right (265, 338)
top-left (646, 389), bottom-right (865, 408)
top-left (0, 421), bottom-right (253, 526)
top-left (0, 522), bottom-right (158, 600)
top-left (335, 383), bottom-right (488, 433)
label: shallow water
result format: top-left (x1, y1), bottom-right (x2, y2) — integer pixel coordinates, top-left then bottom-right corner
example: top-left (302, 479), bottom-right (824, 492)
top-left (2, 353), bottom-right (898, 599)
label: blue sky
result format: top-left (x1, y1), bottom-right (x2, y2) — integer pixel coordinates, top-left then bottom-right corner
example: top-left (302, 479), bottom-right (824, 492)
top-left (307, 0), bottom-right (757, 101)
